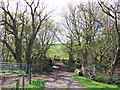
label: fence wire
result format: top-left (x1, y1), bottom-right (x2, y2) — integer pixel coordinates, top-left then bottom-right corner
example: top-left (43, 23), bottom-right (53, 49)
top-left (0, 62), bottom-right (27, 89)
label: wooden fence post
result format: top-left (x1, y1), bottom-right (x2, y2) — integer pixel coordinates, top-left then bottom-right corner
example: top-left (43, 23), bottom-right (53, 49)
top-left (22, 75), bottom-right (25, 90)
top-left (29, 69), bottom-right (31, 84)
top-left (16, 79), bottom-right (19, 90)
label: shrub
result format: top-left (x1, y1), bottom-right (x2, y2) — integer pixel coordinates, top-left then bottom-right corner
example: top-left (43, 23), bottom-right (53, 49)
top-left (92, 74), bottom-right (109, 83)
top-left (18, 70), bottom-right (26, 74)
top-left (32, 80), bottom-right (44, 86)
top-left (114, 77), bottom-right (120, 86)
top-left (62, 59), bottom-right (68, 65)
top-left (68, 67), bottom-right (76, 72)
top-left (47, 66), bottom-right (53, 72)
top-left (26, 79), bottom-right (44, 89)
top-left (11, 70), bottom-right (25, 74)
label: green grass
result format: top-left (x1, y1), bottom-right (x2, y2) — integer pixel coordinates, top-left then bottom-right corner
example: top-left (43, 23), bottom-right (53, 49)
top-left (26, 85), bottom-right (43, 90)
top-left (73, 74), bottom-right (120, 90)
top-left (47, 44), bottom-right (69, 59)
top-left (26, 79), bottom-right (44, 90)
top-left (3, 79), bottom-right (44, 90)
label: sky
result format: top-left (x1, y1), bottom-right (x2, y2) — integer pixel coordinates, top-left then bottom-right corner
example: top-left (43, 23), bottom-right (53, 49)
top-left (1, 0), bottom-right (118, 19)
top-left (1, 0), bottom-right (116, 21)
top-left (0, 0), bottom-right (119, 43)
top-left (43, 0), bottom-right (118, 22)
top-left (44, 0), bottom-right (97, 21)
top-left (44, 0), bottom-right (117, 11)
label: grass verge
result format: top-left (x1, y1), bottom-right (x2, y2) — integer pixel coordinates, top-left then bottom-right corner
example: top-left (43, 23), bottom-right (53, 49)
top-left (72, 74), bottom-right (120, 90)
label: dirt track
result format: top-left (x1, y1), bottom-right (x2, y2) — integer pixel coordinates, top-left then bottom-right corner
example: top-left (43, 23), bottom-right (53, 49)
top-left (0, 71), bottom-right (83, 90)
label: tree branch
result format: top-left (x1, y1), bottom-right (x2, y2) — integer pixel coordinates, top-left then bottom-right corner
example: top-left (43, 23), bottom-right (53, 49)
top-left (0, 39), bottom-right (16, 59)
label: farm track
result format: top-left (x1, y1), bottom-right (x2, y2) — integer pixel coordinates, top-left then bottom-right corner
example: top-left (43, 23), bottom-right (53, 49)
top-left (0, 75), bottom-right (41, 89)
top-left (0, 71), bottom-right (83, 90)
top-left (42, 71), bottom-right (83, 90)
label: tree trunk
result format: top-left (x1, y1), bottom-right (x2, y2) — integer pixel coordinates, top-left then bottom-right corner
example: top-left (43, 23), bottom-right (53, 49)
top-left (15, 40), bottom-right (22, 63)
top-left (111, 13), bottom-right (120, 75)
top-left (25, 43), bottom-right (33, 73)
top-left (81, 64), bottom-right (85, 75)
top-left (43, 50), bottom-right (47, 60)
top-left (112, 48), bottom-right (120, 75)
top-left (14, 36), bottom-right (22, 70)
top-left (68, 35), bottom-right (74, 66)
top-left (68, 48), bottom-right (74, 66)
top-left (93, 65), bottom-right (96, 75)
top-left (25, 35), bottom-right (35, 73)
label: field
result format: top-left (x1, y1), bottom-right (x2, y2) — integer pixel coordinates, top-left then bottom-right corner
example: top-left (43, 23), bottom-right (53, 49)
top-left (47, 44), bottom-right (69, 59)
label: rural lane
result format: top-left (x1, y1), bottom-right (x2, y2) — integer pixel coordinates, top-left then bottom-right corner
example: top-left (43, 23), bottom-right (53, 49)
top-left (39, 71), bottom-right (83, 90)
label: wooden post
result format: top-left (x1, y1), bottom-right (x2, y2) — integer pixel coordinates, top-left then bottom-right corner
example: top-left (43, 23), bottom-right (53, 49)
top-left (29, 69), bottom-right (31, 84)
top-left (22, 75), bottom-right (25, 90)
top-left (16, 79), bottom-right (19, 90)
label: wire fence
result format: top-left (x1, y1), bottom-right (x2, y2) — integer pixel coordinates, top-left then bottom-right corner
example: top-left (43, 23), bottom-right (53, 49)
top-left (0, 62), bottom-right (27, 71)
top-left (0, 62), bottom-right (31, 90)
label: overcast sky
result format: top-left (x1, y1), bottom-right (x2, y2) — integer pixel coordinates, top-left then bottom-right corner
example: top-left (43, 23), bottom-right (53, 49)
top-left (1, 0), bottom-right (118, 19)
top-left (43, 0), bottom-right (118, 22)
top-left (1, 0), bottom-right (119, 43)
top-left (44, 0), bottom-right (97, 22)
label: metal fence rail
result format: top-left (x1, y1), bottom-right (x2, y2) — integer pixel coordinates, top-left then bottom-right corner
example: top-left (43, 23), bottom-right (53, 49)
top-left (0, 62), bottom-right (27, 71)
top-left (0, 62), bottom-right (27, 89)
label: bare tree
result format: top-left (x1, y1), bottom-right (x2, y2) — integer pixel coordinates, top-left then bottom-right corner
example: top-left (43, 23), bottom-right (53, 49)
top-left (0, 0), bottom-right (52, 72)
top-left (98, 0), bottom-right (120, 75)
top-left (24, 0), bottom-right (52, 72)
top-left (0, 0), bottom-right (26, 64)
top-left (60, 2), bottom-right (103, 73)
top-left (31, 21), bottom-right (57, 61)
